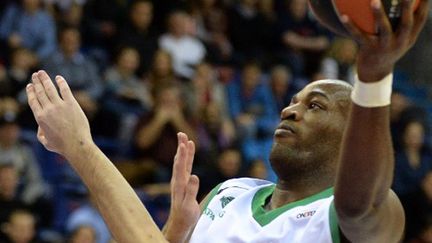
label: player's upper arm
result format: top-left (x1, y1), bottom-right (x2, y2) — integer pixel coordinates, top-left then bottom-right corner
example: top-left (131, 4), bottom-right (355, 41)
top-left (337, 190), bottom-right (405, 243)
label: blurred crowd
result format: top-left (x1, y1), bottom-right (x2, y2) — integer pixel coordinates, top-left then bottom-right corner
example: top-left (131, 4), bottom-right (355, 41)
top-left (0, 0), bottom-right (431, 242)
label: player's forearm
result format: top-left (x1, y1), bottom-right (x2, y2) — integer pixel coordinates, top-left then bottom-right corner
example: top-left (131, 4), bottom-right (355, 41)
top-left (65, 142), bottom-right (167, 243)
top-left (335, 105), bottom-right (394, 218)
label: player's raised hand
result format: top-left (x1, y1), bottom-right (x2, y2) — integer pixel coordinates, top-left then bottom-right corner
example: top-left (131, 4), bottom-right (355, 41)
top-left (341, 0), bottom-right (429, 82)
top-left (164, 132), bottom-right (200, 243)
top-left (26, 70), bottom-right (93, 158)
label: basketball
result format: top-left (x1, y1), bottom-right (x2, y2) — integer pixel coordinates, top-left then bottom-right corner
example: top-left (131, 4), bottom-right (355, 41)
top-left (309, 0), bottom-right (421, 36)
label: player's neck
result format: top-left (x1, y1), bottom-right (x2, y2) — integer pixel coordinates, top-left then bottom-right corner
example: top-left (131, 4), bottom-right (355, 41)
top-left (267, 178), bottom-right (333, 210)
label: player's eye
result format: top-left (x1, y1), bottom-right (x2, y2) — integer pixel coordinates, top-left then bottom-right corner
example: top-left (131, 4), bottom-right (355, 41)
top-left (308, 102), bottom-right (322, 110)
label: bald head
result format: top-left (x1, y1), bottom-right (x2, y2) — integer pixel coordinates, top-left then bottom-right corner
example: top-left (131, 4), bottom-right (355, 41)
top-left (302, 79), bottom-right (353, 117)
top-left (308, 79), bottom-right (353, 89)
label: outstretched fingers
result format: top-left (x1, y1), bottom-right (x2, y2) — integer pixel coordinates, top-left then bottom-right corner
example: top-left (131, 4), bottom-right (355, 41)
top-left (26, 83), bottom-right (42, 121)
top-left (55, 75), bottom-right (76, 103)
top-left (31, 72), bottom-right (51, 108)
top-left (410, 0), bottom-right (430, 44)
top-left (397, 0), bottom-right (415, 41)
top-left (178, 132), bottom-right (189, 144)
top-left (340, 15), bottom-right (371, 45)
top-left (185, 140), bottom-right (195, 175)
top-left (172, 132), bottom-right (197, 206)
top-left (176, 132), bottom-right (195, 174)
top-left (184, 175), bottom-right (200, 205)
top-left (37, 70), bottom-right (61, 104)
top-left (173, 133), bottom-right (189, 183)
top-left (172, 142), bottom-right (188, 203)
top-left (371, 0), bottom-right (392, 41)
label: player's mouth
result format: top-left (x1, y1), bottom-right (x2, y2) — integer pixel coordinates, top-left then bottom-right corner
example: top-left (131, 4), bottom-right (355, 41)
top-left (275, 123), bottom-right (296, 137)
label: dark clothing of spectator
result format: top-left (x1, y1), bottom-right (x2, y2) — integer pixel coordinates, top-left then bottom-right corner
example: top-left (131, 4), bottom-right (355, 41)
top-left (276, 10), bottom-right (330, 77)
top-left (227, 5), bottom-right (273, 64)
top-left (117, 25), bottom-right (158, 76)
top-left (393, 150), bottom-right (432, 241)
top-left (134, 112), bottom-right (180, 170)
top-left (81, 0), bottom-right (127, 54)
top-left (42, 51), bottom-right (103, 99)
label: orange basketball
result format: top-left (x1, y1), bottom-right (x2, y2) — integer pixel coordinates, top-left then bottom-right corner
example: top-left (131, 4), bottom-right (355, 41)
top-left (309, 0), bottom-right (421, 36)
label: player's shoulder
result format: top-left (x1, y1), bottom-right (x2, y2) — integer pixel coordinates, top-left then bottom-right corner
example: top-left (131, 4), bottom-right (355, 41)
top-left (220, 177), bottom-right (273, 189)
top-left (201, 178), bottom-right (273, 211)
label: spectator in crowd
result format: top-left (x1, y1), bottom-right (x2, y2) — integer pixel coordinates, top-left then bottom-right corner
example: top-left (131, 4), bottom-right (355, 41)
top-left (257, 0), bottom-right (277, 23)
top-left (268, 64), bottom-right (297, 112)
top-left (0, 164), bottom-right (51, 243)
top-left (1, 209), bottom-right (38, 243)
top-left (0, 48), bottom-right (39, 130)
top-left (43, 27), bottom-right (120, 138)
top-left (81, 0), bottom-right (128, 64)
top-left (159, 10), bottom-right (206, 79)
top-left (197, 148), bottom-right (243, 199)
top-left (43, 26), bottom-right (102, 99)
top-left (0, 98), bottom-right (54, 231)
top-left (47, 1), bottom-right (86, 31)
top-left (102, 46), bottom-right (152, 154)
top-left (227, 61), bottom-right (280, 181)
top-left (390, 91), bottom-right (411, 144)
top-left (276, 0), bottom-right (330, 78)
top-left (0, 64), bottom-right (8, 97)
top-left (43, 0), bottom-right (86, 16)
top-left (226, 61), bottom-right (278, 159)
top-left (5, 48), bottom-right (38, 102)
top-left (67, 225), bottom-right (97, 243)
top-left (195, 101), bottom-right (237, 169)
top-left (134, 83), bottom-right (197, 182)
top-left (172, 63), bottom-right (235, 171)
top-left (319, 37), bottom-right (358, 84)
top-left (103, 46), bottom-right (152, 117)
top-left (148, 0), bottom-right (190, 33)
top-left (393, 117), bottom-right (432, 242)
top-left (189, 0), bottom-right (233, 64)
top-left (66, 198), bottom-right (111, 243)
top-left (390, 93), bottom-right (427, 151)
top-left (0, 98), bottom-right (50, 206)
top-left (248, 158), bottom-right (268, 180)
top-left (117, 0), bottom-right (158, 76)
top-left (41, 26), bottom-right (120, 140)
top-left (226, 0), bottom-right (273, 64)
top-left (0, 164), bottom-right (26, 226)
top-left (146, 49), bottom-right (179, 90)
top-left (0, 0), bottom-right (13, 15)
top-left (0, 0), bottom-right (57, 61)
top-left (185, 62), bottom-right (229, 119)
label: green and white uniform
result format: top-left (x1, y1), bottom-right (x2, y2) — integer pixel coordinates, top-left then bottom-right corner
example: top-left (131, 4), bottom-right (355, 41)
top-left (190, 178), bottom-right (340, 243)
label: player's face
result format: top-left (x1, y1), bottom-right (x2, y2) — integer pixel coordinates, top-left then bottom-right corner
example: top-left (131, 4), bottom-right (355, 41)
top-left (274, 81), bottom-right (349, 144)
top-left (270, 80), bottom-right (351, 179)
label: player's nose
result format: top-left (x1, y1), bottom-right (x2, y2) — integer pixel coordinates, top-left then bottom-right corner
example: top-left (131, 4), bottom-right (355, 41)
top-left (280, 105), bottom-right (303, 121)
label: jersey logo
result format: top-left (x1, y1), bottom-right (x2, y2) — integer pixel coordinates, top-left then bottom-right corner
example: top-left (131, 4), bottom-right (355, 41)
top-left (220, 196), bottom-right (235, 208)
top-left (296, 210), bottom-right (316, 219)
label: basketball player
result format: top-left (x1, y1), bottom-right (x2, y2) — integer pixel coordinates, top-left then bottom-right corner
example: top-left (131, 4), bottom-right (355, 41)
top-left (25, 0), bottom-right (429, 242)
